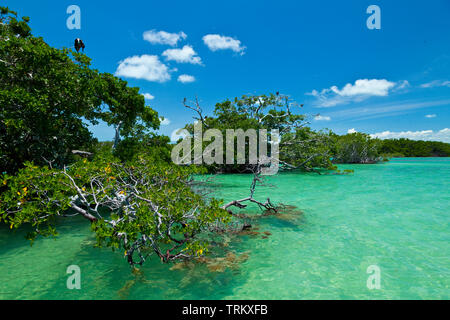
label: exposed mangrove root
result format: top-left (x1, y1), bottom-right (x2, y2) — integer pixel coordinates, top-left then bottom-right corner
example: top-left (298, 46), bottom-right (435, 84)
top-left (222, 165), bottom-right (278, 214)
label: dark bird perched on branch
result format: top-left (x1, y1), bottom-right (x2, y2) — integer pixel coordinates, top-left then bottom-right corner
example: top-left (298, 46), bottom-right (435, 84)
top-left (74, 38), bottom-right (85, 52)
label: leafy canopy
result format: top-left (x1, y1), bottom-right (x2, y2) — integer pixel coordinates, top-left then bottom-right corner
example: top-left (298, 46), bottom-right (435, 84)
top-left (183, 94), bottom-right (334, 172)
top-left (0, 7), bottom-right (159, 174)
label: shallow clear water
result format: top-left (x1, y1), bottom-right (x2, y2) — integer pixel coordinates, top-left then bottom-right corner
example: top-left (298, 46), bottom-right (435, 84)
top-left (0, 158), bottom-right (449, 300)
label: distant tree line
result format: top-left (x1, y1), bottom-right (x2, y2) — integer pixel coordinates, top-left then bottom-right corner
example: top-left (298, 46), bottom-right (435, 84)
top-left (329, 133), bottom-right (450, 164)
top-left (379, 138), bottom-right (450, 157)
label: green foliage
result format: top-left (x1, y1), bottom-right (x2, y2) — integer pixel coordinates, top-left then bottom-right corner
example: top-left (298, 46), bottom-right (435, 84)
top-left (207, 94), bottom-right (306, 133)
top-left (0, 162), bottom-right (69, 241)
top-left (183, 94), bottom-right (333, 172)
top-left (0, 157), bottom-right (230, 264)
top-left (280, 127), bottom-right (334, 170)
top-left (332, 132), bottom-right (382, 164)
top-left (380, 138), bottom-right (450, 157)
top-left (113, 133), bottom-right (172, 163)
top-left (0, 7), bottom-right (159, 174)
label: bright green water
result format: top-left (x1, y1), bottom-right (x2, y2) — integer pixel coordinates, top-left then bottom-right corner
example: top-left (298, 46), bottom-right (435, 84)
top-left (0, 158), bottom-right (449, 300)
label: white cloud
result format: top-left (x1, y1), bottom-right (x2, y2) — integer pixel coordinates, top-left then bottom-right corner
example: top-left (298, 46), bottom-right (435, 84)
top-left (371, 128), bottom-right (450, 143)
top-left (314, 115), bottom-right (331, 121)
top-left (308, 79), bottom-right (404, 107)
top-left (420, 80), bottom-right (450, 88)
top-left (159, 117), bottom-right (171, 125)
top-left (332, 79), bottom-right (395, 97)
top-left (202, 34), bottom-right (246, 54)
top-left (347, 128), bottom-right (357, 134)
top-left (425, 114), bottom-right (437, 118)
top-left (115, 55), bottom-right (171, 82)
top-left (178, 74), bottom-right (195, 83)
top-left (143, 30), bottom-right (187, 46)
top-left (396, 80), bottom-right (410, 90)
top-left (323, 99), bottom-right (450, 121)
top-left (171, 128), bottom-right (190, 142)
top-left (142, 93), bottom-right (155, 100)
top-left (162, 45), bottom-right (202, 65)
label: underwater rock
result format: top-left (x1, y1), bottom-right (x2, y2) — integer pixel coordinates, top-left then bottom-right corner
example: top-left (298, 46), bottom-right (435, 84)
top-left (170, 263), bottom-right (187, 271)
top-left (203, 251), bottom-right (250, 273)
top-left (207, 264), bottom-right (226, 272)
top-left (260, 203), bottom-right (304, 224)
top-left (170, 261), bottom-right (195, 271)
top-left (238, 230), bottom-right (260, 237)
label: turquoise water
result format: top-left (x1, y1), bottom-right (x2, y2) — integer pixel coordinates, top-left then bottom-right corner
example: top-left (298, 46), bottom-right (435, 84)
top-left (0, 158), bottom-right (449, 299)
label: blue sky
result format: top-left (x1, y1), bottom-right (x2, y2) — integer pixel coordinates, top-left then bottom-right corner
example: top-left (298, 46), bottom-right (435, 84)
top-left (5, 0), bottom-right (450, 142)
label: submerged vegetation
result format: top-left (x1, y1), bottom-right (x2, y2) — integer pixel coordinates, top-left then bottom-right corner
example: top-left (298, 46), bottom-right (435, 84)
top-left (1, 7), bottom-right (449, 269)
